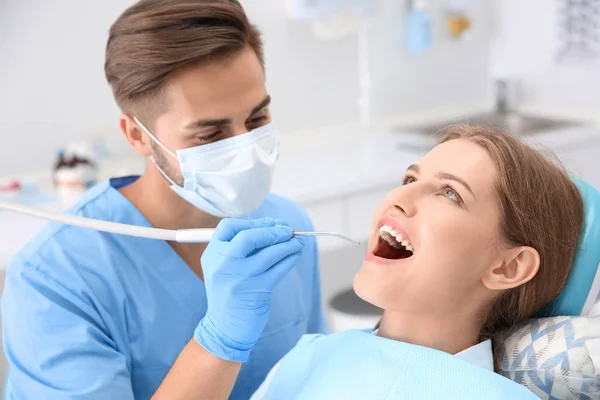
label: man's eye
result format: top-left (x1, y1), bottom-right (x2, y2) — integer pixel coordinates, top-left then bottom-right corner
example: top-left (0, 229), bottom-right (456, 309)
top-left (199, 131), bottom-right (221, 142)
top-left (247, 116), bottom-right (268, 125)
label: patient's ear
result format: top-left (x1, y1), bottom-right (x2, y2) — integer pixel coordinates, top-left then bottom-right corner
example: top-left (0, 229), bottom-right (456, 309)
top-left (482, 246), bottom-right (540, 290)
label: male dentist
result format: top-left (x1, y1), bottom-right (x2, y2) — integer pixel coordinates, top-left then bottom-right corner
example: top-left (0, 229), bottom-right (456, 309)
top-left (1, 1), bottom-right (327, 399)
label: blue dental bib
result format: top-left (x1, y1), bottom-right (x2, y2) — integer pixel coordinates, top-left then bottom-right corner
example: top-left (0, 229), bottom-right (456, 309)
top-left (264, 329), bottom-right (537, 399)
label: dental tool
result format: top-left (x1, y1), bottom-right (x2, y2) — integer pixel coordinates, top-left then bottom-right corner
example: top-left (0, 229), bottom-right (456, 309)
top-left (0, 201), bottom-right (360, 245)
top-left (290, 231), bottom-right (360, 245)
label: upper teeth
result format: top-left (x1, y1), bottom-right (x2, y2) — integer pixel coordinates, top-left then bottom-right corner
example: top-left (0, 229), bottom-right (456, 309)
top-left (378, 225), bottom-right (414, 252)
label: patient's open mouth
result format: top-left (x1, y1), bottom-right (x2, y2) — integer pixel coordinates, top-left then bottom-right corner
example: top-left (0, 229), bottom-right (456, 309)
top-left (372, 225), bottom-right (414, 260)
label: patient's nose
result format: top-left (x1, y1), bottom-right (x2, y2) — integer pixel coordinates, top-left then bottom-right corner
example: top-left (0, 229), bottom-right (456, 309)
top-left (388, 186), bottom-right (419, 217)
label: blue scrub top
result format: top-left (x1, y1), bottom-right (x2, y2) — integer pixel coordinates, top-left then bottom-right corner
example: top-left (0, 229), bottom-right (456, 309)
top-left (1, 177), bottom-right (328, 400)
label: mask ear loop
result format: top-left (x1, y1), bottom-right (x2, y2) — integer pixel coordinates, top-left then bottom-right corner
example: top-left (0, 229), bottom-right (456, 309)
top-left (148, 156), bottom-right (179, 187)
top-left (133, 116), bottom-right (180, 187)
top-left (133, 116), bottom-right (178, 158)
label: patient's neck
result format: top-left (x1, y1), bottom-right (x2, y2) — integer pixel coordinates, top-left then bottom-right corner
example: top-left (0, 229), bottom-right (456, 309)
top-left (378, 310), bottom-right (482, 355)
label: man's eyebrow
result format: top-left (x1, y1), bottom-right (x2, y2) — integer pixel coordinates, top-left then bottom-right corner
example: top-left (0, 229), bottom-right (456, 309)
top-left (184, 118), bottom-right (231, 130)
top-left (183, 95), bottom-right (271, 131)
top-left (250, 95), bottom-right (271, 115)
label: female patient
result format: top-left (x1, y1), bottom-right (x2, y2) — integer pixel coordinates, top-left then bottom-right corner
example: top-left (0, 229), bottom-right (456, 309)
top-left (252, 125), bottom-right (584, 399)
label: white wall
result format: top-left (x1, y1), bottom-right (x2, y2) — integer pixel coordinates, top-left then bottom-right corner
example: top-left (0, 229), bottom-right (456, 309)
top-left (0, 1), bottom-right (127, 175)
top-left (0, 0), bottom-right (494, 176)
top-left (491, 0), bottom-right (600, 113)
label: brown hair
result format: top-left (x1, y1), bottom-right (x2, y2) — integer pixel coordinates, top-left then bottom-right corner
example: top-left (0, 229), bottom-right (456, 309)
top-left (438, 125), bottom-right (584, 338)
top-left (104, 0), bottom-right (264, 125)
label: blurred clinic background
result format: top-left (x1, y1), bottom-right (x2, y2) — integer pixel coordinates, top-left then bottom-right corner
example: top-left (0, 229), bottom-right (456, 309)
top-left (1, 0), bottom-right (600, 389)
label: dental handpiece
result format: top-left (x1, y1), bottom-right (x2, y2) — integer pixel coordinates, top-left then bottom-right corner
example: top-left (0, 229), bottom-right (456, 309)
top-left (0, 201), bottom-right (360, 245)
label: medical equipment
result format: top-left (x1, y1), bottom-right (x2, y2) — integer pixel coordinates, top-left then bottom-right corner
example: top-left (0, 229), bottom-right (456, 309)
top-left (0, 181), bottom-right (21, 193)
top-left (287, 231), bottom-right (360, 245)
top-left (406, 0), bottom-right (432, 54)
top-left (0, 200), bottom-right (360, 245)
top-left (286, 0), bottom-right (377, 21)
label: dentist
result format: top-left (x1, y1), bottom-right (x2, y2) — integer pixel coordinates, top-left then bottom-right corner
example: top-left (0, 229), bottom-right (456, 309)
top-left (1, 1), bottom-right (327, 399)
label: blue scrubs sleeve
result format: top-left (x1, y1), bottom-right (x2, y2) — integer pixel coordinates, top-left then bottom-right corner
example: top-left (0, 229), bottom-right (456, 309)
top-left (1, 261), bottom-right (135, 400)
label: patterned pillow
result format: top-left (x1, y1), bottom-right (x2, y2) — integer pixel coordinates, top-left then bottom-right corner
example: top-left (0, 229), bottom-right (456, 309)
top-left (494, 316), bottom-right (600, 399)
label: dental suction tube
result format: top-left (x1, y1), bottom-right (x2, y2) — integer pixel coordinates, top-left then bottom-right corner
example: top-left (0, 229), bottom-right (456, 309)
top-left (0, 201), bottom-right (360, 245)
top-left (0, 200), bottom-right (213, 243)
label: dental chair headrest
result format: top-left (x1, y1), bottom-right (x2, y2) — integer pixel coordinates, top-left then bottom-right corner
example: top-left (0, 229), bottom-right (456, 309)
top-left (537, 178), bottom-right (600, 318)
top-left (495, 179), bottom-right (600, 399)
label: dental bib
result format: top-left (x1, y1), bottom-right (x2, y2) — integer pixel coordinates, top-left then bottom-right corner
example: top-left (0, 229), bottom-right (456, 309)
top-left (264, 330), bottom-right (537, 399)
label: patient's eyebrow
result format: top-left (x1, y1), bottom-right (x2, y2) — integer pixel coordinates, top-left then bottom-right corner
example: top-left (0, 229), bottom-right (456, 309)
top-left (407, 164), bottom-right (419, 173)
top-left (438, 172), bottom-right (474, 196)
top-left (407, 164), bottom-right (474, 196)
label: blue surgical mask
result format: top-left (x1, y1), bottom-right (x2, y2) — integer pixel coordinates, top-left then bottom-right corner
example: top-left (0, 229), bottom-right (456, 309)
top-left (134, 117), bottom-right (279, 217)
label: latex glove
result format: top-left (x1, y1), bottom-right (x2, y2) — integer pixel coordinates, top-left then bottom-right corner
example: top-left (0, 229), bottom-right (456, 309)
top-left (194, 217), bottom-right (305, 362)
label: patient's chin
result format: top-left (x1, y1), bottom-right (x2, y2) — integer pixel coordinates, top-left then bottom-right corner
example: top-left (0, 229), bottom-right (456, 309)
top-left (353, 268), bottom-right (383, 309)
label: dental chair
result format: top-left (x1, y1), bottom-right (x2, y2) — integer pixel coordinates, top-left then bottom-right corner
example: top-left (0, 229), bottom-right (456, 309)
top-left (495, 178), bottom-right (600, 399)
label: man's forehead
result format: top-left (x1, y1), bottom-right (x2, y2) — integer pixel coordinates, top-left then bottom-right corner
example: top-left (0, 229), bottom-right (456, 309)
top-left (165, 67), bottom-right (267, 114)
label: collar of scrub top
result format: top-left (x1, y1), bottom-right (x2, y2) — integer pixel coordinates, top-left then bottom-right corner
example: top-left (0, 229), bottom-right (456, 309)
top-left (536, 178), bottom-right (600, 318)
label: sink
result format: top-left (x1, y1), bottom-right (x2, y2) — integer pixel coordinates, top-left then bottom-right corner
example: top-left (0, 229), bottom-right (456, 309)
top-left (395, 112), bottom-right (581, 137)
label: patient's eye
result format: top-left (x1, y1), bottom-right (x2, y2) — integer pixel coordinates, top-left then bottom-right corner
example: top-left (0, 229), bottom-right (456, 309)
top-left (403, 175), bottom-right (416, 185)
top-left (442, 186), bottom-right (459, 202)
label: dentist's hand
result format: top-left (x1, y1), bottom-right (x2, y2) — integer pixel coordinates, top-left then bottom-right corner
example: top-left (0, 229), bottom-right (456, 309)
top-left (194, 218), bottom-right (305, 362)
